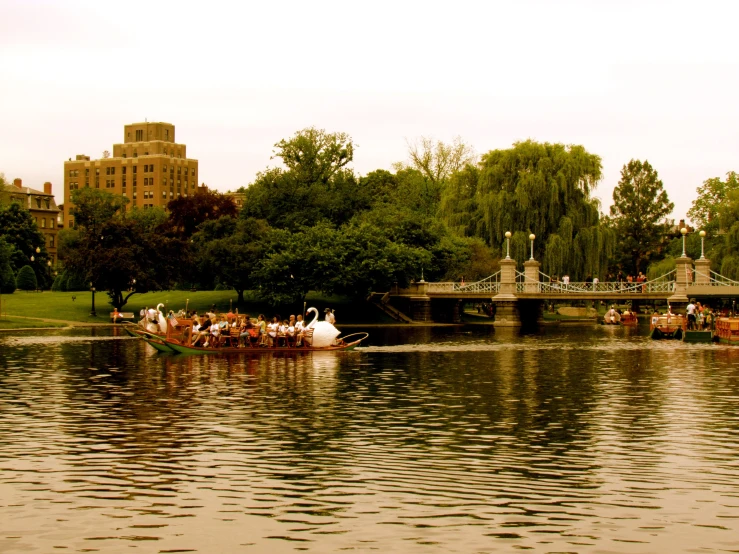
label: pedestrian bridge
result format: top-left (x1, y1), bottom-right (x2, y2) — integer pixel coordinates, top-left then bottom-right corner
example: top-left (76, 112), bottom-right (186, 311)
top-left (378, 254), bottom-right (739, 326)
top-left (424, 268), bottom-right (739, 300)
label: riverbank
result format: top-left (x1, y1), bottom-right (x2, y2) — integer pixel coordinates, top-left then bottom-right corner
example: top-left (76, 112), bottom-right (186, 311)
top-left (0, 290), bottom-right (397, 328)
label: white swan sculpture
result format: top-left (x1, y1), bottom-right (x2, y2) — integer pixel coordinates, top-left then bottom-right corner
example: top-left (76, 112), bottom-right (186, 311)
top-left (305, 307), bottom-right (341, 347)
top-left (156, 303), bottom-right (168, 333)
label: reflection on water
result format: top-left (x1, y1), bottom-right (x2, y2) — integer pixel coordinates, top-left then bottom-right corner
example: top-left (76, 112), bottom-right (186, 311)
top-left (1, 324), bottom-right (739, 553)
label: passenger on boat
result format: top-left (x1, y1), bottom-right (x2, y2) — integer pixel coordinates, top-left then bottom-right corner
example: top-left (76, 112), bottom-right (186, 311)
top-left (686, 300), bottom-right (696, 330)
top-left (325, 308), bottom-right (336, 324)
top-left (256, 314), bottom-right (267, 346)
top-left (191, 315), bottom-right (211, 346)
top-left (204, 318), bottom-right (221, 348)
top-left (267, 316), bottom-right (279, 346)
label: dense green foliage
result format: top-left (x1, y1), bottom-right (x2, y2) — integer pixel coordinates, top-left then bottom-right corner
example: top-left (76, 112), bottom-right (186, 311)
top-left (688, 171), bottom-right (739, 232)
top-left (0, 237), bottom-right (16, 293)
top-left (439, 140), bottom-right (614, 279)
top-left (0, 203), bottom-right (50, 286)
top-left (64, 188), bottom-right (189, 309)
top-left (15, 265), bottom-right (37, 291)
top-left (610, 159), bottom-right (674, 275)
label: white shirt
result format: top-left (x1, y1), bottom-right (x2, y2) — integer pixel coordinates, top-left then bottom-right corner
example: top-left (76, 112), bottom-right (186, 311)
top-left (686, 303), bottom-right (696, 315)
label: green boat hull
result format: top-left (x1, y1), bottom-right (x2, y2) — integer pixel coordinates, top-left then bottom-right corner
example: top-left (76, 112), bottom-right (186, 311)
top-left (683, 330), bottom-right (713, 343)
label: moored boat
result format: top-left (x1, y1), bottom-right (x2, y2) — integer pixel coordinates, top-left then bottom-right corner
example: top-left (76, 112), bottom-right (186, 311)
top-left (714, 317), bottom-right (739, 344)
top-left (620, 311), bottom-right (638, 326)
top-left (683, 329), bottom-right (713, 343)
top-left (650, 314), bottom-right (686, 340)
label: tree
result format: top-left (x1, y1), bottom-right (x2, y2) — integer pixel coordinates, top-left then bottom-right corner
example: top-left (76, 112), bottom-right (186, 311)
top-left (0, 237), bottom-right (16, 293)
top-left (396, 135), bottom-right (476, 185)
top-left (0, 202), bottom-right (50, 285)
top-left (63, 188), bottom-right (188, 309)
top-left (610, 159), bottom-right (674, 275)
top-left (16, 265), bottom-right (37, 291)
top-left (166, 189), bottom-right (238, 237)
top-left (439, 140), bottom-right (614, 279)
top-left (688, 171), bottom-right (739, 231)
top-left (241, 128), bottom-right (362, 230)
top-left (273, 127), bottom-right (354, 185)
top-left (70, 187), bottom-right (128, 236)
top-left (192, 216), bottom-right (271, 305)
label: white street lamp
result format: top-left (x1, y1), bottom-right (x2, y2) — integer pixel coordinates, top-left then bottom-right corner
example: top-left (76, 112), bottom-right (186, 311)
top-left (529, 234), bottom-right (535, 260)
top-left (699, 230), bottom-right (706, 259)
top-left (681, 228), bottom-right (688, 257)
top-left (505, 231), bottom-right (511, 259)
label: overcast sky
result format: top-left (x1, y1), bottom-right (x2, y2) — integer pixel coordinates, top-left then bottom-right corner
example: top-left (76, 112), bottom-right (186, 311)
top-left (1, 0), bottom-right (737, 224)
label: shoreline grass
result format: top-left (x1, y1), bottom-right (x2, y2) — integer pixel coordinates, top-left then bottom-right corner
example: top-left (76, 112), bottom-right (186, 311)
top-left (0, 290), bottom-right (396, 325)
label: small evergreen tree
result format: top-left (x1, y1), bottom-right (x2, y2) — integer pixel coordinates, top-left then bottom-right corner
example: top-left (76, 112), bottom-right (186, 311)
top-left (16, 265), bottom-right (38, 291)
top-left (0, 262), bottom-right (16, 293)
top-left (51, 274), bottom-right (66, 291)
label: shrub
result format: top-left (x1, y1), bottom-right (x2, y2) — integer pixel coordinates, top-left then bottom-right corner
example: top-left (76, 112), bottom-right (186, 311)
top-left (65, 272), bottom-right (88, 292)
top-left (0, 262), bottom-right (16, 293)
top-left (51, 274), bottom-right (67, 291)
top-left (16, 265), bottom-right (38, 291)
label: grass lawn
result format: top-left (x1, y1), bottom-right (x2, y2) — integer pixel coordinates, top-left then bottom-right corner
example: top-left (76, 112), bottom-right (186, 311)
top-left (0, 290), bottom-right (395, 325)
top-left (0, 315), bottom-right (67, 330)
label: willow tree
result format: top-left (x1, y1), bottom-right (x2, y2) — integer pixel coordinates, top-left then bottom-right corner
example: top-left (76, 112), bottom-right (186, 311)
top-left (439, 140), bottom-right (614, 279)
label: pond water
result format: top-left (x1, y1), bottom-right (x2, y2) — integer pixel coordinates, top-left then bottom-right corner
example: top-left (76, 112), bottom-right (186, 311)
top-left (1, 324), bottom-right (738, 553)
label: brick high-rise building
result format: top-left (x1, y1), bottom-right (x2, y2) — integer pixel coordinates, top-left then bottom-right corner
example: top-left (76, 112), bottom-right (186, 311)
top-left (63, 122), bottom-right (199, 228)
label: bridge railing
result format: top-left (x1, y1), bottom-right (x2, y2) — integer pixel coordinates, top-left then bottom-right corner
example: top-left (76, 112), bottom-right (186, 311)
top-left (703, 270), bottom-right (739, 287)
top-left (427, 271), bottom-right (501, 294)
top-left (515, 270), bottom-right (677, 294)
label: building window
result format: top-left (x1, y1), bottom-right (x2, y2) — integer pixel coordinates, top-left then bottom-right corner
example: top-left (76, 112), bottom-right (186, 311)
top-left (163, 165), bottom-right (167, 172)
top-left (178, 167), bottom-right (182, 175)
top-left (149, 164), bottom-right (154, 172)
top-left (96, 168), bottom-right (100, 175)
top-left (36, 198), bottom-right (41, 208)
top-left (122, 153), bottom-right (126, 158)
top-left (45, 199), bottom-right (50, 209)
top-left (133, 150), bottom-right (138, 158)
top-left (49, 237), bottom-right (54, 248)
top-left (162, 191), bottom-right (166, 198)
top-left (133, 166), bottom-right (137, 174)
top-left (122, 167), bottom-right (126, 175)
top-left (69, 218), bottom-right (74, 227)
top-left (136, 130), bottom-right (143, 141)
top-left (106, 167), bottom-right (111, 175)
top-left (41, 218), bottom-right (46, 228)
top-left (133, 191), bottom-right (137, 199)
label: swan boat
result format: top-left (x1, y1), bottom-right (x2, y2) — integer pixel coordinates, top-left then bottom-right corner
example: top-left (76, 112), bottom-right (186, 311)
top-left (127, 305), bottom-right (369, 354)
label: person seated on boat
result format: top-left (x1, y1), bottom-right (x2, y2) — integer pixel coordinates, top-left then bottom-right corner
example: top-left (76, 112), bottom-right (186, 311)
top-left (255, 314), bottom-right (267, 345)
top-left (237, 315), bottom-right (253, 346)
top-left (266, 316), bottom-right (280, 346)
top-left (191, 314), bottom-right (212, 346)
top-left (325, 307), bottom-right (336, 324)
top-left (204, 318), bottom-right (222, 348)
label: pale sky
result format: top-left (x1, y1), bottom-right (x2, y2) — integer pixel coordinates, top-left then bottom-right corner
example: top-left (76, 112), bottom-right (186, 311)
top-left (1, 0), bottom-right (738, 224)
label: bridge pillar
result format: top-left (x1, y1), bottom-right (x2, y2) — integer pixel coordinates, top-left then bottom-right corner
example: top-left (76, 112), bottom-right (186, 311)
top-left (410, 296), bottom-right (432, 322)
top-left (493, 258), bottom-right (521, 326)
top-left (669, 256), bottom-right (693, 313)
top-left (694, 258), bottom-right (711, 284)
top-left (523, 259), bottom-right (540, 292)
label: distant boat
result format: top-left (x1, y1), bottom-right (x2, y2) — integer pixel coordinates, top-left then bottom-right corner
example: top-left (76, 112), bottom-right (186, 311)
top-left (714, 317), bottom-right (739, 344)
top-left (650, 314), bottom-right (686, 340)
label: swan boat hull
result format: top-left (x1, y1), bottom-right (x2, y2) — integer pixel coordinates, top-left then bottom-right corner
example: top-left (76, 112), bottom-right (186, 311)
top-left (125, 326), bottom-right (177, 352)
top-left (160, 333), bottom-right (368, 355)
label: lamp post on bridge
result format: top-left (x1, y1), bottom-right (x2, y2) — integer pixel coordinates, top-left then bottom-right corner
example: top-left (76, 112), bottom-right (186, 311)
top-left (528, 234), bottom-right (535, 260)
top-left (504, 231), bottom-right (511, 259)
top-left (699, 230), bottom-right (706, 259)
top-left (680, 227), bottom-right (688, 257)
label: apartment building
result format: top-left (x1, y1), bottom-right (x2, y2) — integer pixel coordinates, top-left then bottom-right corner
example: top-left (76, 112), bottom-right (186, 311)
top-left (1, 178), bottom-right (61, 263)
top-left (63, 122), bottom-right (199, 228)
